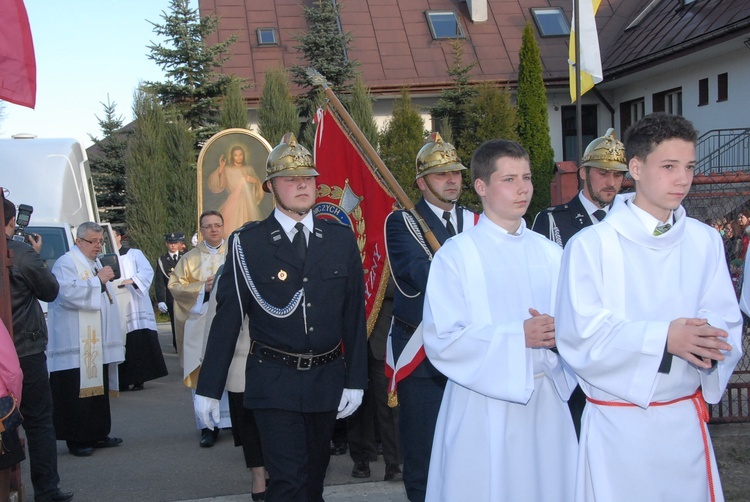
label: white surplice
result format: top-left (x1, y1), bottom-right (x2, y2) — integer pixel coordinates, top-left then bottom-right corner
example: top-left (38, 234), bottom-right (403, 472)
top-left (556, 193), bottom-right (743, 502)
top-left (47, 247), bottom-right (125, 385)
top-left (113, 248), bottom-right (157, 334)
top-left (422, 215), bottom-right (578, 502)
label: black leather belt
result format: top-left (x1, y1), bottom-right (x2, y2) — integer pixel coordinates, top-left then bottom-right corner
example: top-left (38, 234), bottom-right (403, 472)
top-left (249, 341), bottom-right (342, 370)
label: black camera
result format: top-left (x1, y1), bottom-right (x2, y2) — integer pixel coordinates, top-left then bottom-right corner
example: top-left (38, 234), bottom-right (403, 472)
top-left (12, 203), bottom-right (36, 244)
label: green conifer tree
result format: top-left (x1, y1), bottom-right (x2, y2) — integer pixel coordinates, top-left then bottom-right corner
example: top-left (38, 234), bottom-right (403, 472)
top-left (89, 97), bottom-right (128, 224)
top-left (347, 75), bottom-right (379, 149)
top-left (257, 67), bottom-right (299, 146)
top-left (291, 0), bottom-right (358, 148)
top-left (126, 90), bottom-right (170, 265)
top-left (379, 89), bottom-right (426, 204)
top-left (429, 40), bottom-right (477, 152)
top-left (517, 22), bottom-right (555, 222)
top-left (164, 114), bottom-right (197, 241)
top-left (144, 0), bottom-right (236, 146)
top-left (219, 79), bottom-right (248, 130)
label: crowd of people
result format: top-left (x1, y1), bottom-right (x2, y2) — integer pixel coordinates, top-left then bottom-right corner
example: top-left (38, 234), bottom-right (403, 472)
top-left (1, 111), bottom-right (745, 502)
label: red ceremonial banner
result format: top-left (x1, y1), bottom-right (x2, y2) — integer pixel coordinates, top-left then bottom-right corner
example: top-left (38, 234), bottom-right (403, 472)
top-left (0, 0), bottom-right (37, 108)
top-left (313, 107), bottom-right (396, 334)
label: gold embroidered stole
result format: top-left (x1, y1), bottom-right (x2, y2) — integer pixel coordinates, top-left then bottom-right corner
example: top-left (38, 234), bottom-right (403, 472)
top-left (71, 255), bottom-right (105, 398)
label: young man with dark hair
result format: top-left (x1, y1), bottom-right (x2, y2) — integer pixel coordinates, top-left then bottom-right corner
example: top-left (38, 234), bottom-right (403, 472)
top-left (195, 134), bottom-right (367, 502)
top-left (557, 113), bottom-right (742, 501)
top-left (422, 139), bottom-right (577, 501)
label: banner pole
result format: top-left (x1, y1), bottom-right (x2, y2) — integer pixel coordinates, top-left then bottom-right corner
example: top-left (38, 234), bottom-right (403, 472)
top-left (307, 67), bottom-right (441, 253)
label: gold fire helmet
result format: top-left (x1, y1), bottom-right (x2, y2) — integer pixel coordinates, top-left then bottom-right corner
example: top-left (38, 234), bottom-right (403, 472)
top-left (580, 128), bottom-right (627, 171)
top-left (415, 132), bottom-right (466, 180)
top-left (264, 133), bottom-right (319, 192)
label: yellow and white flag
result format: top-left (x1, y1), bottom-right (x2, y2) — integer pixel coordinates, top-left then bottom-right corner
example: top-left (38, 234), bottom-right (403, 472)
top-left (569, 0), bottom-right (602, 102)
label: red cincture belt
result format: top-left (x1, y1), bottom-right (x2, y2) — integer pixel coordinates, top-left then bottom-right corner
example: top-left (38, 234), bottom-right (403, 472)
top-left (586, 390), bottom-right (715, 502)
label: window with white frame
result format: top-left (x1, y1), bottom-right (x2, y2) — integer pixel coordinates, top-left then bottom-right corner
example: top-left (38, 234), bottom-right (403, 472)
top-left (425, 11), bottom-right (464, 40)
top-left (257, 28), bottom-right (278, 46)
top-left (531, 7), bottom-right (570, 37)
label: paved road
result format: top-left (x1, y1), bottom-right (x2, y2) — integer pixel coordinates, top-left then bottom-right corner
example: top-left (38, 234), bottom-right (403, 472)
top-left (20, 323), bottom-right (407, 502)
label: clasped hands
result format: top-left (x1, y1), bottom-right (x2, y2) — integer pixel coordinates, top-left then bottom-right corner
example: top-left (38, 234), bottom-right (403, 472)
top-left (667, 318), bottom-right (732, 369)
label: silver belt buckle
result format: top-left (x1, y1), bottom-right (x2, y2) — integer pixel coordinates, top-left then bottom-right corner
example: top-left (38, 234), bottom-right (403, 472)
top-left (296, 353), bottom-right (313, 370)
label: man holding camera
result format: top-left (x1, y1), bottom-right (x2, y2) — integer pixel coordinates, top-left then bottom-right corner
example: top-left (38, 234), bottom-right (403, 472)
top-left (46, 222), bottom-right (125, 458)
top-left (4, 199), bottom-right (74, 502)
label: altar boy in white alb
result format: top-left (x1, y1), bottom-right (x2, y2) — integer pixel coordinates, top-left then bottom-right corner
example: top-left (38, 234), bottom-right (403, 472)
top-left (422, 139), bottom-right (578, 501)
top-left (556, 113), bottom-right (743, 502)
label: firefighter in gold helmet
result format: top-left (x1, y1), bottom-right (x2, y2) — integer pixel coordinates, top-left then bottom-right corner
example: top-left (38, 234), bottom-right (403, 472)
top-left (195, 132), bottom-right (368, 501)
top-left (530, 127), bottom-right (626, 440)
top-left (531, 128), bottom-right (627, 248)
top-left (384, 132), bottom-right (478, 501)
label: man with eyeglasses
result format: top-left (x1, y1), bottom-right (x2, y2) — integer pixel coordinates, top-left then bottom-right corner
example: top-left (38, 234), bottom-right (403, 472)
top-left (47, 222), bottom-right (126, 458)
top-left (169, 210), bottom-right (230, 447)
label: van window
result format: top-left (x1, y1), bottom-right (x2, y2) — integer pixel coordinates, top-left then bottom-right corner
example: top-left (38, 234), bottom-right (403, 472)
top-left (27, 226), bottom-right (69, 270)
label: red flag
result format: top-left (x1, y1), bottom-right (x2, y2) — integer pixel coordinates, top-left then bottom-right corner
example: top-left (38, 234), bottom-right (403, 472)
top-left (0, 0), bottom-right (36, 108)
top-left (313, 107), bottom-right (396, 333)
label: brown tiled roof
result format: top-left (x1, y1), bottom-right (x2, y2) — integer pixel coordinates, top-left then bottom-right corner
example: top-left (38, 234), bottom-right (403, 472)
top-left (199, 0), bottom-right (749, 101)
top-left (602, 0), bottom-right (750, 77)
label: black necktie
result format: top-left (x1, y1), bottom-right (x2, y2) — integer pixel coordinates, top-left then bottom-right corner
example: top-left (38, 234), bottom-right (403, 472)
top-left (593, 210), bottom-right (606, 222)
top-left (293, 222), bottom-right (307, 261)
top-left (443, 211), bottom-right (456, 236)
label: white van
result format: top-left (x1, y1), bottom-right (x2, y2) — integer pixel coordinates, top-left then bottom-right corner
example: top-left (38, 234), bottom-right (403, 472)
top-left (0, 135), bottom-right (117, 270)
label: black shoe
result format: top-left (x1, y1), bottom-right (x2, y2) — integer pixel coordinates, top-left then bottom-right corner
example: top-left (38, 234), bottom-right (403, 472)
top-left (330, 441), bottom-right (347, 455)
top-left (132, 383), bottom-right (144, 391)
top-left (199, 428), bottom-right (219, 447)
top-left (351, 460), bottom-right (371, 478)
top-left (68, 446), bottom-right (93, 457)
top-left (251, 491), bottom-right (265, 501)
top-left (384, 463), bottom-right (403, 481)
top-left (49, 489), bottom-right (75, 502)
top-left (92, 437), bottom-right (123, 448)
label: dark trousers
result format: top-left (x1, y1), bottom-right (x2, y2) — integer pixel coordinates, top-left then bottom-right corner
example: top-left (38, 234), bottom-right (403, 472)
top-left (254, 408), bottom-right (337, 502)
top-left (348, 347), bottom-right (401, 466)
top-left (167, 298), bottom-right (176, 350)
top-left (227, 391), bottom-right (264, 468)
top-left (398, 369), bottom-right (447, 502)
top-left (50, 365), bottom-right (112, 446)
top-left (19, 353), bottom-right (61, 501)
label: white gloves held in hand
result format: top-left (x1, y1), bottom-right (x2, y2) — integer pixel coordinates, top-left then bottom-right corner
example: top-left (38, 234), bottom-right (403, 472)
top-left (194, 394), bottom-right (221, 430)
top-left (157, 302), bottom-right (169, 313)
top-left (336, 388), bottom-right (364, 419)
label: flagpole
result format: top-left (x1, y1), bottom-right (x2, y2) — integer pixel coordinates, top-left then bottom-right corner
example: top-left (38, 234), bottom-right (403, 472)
top-left (307, 67), bottom-right (442, 254)
top-left (575, 0), bottom-right (583, 167)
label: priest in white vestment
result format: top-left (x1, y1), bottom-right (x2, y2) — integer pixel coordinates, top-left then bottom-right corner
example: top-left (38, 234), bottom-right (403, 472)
top-left (423, 139), bottom-right (578, 502)
top-left (112, 229), bottom-right (167, 390)
top-left (168, 210), bottom-right (231, 446)
top-left (557, 113), bottom-right (743, 502)
top-left (47, 222), bottom-right (125, 457)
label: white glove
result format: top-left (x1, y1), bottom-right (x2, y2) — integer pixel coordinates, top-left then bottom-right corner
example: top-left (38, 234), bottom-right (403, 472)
top-left (194, 394), bottom-right (221, 430)
top-left (157, 302), bottom-right (168, 314)
top-left (336, 388), bottom-right (364, 419)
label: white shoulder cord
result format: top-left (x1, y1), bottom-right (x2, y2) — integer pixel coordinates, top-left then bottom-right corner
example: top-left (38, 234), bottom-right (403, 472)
top-left (548, 212), bottom-right (563, 247)
top-left (231, 237), bottom-right (308, 332)
top-left (384, 212), bottom-right (433, 300)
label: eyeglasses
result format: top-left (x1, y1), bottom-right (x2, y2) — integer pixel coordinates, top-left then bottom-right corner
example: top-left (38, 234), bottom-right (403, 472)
top-left (200, 223), bottom-right (224, 230)
top-left (78, 237), bottom-right (105, 246)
